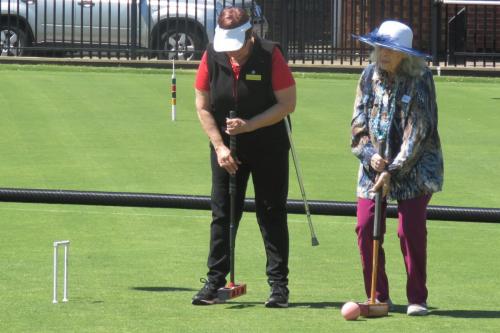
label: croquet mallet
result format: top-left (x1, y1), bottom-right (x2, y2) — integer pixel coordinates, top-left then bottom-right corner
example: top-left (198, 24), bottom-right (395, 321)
top-left (217, 110), bottom-right (247, 301)
top-left (359, 142), bottom-right (389, 317)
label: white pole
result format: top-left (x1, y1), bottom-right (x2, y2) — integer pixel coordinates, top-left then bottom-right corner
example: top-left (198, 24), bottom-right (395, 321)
top-left (63, 244), bottom-right (69, 302)
top-left (53, 243), bottom-right (58, 304)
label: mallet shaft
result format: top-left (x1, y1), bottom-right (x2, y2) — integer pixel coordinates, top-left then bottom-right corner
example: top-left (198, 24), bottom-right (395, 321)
top-left (284, 117), bottom-right (319, 246)
top-left (229, 110), bottom-right (237, 284)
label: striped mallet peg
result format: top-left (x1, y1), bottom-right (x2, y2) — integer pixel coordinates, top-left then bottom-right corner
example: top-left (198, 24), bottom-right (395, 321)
top-left (171, 59), bottom-right (176, 121)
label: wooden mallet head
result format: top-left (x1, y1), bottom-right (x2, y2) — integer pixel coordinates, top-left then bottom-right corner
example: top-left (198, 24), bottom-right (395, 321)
top-left (358, 302), bottom-right (389, 317)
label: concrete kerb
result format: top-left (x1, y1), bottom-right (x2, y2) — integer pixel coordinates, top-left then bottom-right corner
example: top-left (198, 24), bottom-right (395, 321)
top-left (1, 56), bottom-right (500, 77)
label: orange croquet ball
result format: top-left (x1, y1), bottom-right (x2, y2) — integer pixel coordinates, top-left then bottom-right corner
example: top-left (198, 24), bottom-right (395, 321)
top-left (341, 301), bottom-right (361, 320)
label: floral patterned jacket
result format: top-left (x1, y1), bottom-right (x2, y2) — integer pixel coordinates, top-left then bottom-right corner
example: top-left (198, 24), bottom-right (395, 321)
top-left (351, 63), bottom-right (444, 201)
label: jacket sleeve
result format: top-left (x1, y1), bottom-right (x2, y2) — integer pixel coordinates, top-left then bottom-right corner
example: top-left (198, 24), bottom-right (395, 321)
top-left (388, 69), bottom-right (438, 177)
top-left (351, 68), bottom-right (376, 170)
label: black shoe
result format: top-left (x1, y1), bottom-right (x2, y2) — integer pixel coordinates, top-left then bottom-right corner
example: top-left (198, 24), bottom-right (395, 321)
top-left (192, 278), bottom-right (220, 305)
top-left (265, 284), bottom-right (289, 308)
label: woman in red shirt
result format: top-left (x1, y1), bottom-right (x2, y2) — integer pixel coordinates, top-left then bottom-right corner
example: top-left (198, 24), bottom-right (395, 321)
top-left (192, 6), bottom-right (296, 308)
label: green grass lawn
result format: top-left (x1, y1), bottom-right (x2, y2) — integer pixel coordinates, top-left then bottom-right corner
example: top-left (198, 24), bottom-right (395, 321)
top-left (0, 65), bottom-right (499, 332)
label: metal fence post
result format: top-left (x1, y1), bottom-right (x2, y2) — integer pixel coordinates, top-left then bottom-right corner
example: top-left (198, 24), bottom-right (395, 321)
top-left (280, 0), bottom-right (289, 60)
top-left (369, 0), bottom-right (376, 29)
top-left (431, 0), bottom-right (442, 66)
top-left (131, 0), bottom-right (138, 60)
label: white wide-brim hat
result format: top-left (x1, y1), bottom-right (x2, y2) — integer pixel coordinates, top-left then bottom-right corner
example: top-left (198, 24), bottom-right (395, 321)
top-left (352, 20), bottom-right (430, 59)
top-left (213, 21), bottom-right (252, 52)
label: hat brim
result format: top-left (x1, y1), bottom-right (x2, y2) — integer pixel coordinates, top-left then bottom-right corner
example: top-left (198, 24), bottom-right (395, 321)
top-left (214, 21), bottom-right (252, 52)
top-left (353, 34), bottom-right (431, 59)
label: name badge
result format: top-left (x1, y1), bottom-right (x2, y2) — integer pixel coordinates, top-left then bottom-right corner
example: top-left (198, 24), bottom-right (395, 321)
top-left (401, 94), bottom-right (411, 104)
top-left (246, 74), bottom-right (262, 81)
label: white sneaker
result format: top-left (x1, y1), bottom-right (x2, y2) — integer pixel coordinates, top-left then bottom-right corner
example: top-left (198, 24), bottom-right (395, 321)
top-left (407, 303), bottom-right (428, 316)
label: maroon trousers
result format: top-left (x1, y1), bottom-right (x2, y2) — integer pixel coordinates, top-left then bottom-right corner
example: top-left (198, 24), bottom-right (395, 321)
top-left (356, 194), bottom-right (431, 304)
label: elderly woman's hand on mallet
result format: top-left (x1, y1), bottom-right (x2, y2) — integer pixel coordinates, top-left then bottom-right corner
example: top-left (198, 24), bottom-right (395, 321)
top-left (370, 171), bottom-right (391, 197)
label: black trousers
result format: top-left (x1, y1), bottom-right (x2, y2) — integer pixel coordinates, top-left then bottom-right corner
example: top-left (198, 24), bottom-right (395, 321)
top-left (206, 146), bottom-right (289, 288)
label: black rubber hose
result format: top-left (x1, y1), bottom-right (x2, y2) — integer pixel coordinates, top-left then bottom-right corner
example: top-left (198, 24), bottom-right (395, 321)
top-left (0, 188), bottom-right (498, 223)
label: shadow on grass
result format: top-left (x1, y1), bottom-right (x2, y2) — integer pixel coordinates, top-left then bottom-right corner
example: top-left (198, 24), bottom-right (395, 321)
top-left (382, 304), bottom-right (500, 318)
top-left (131, 286), bottom-right (197, 292)
top-left (224, 301), bottom-right (344, 310)
top-left (382, 304), bottom-right (407, 314)
top-left (430, 309), bottom-right (500, 318)
top-left (290, 301), bottom-right (344, 309)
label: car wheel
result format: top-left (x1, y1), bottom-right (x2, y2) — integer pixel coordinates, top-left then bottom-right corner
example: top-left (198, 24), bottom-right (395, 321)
top-left (0, 25), bottom-right (27, 56)
top-left (158, 27), bottom-right (203, 61)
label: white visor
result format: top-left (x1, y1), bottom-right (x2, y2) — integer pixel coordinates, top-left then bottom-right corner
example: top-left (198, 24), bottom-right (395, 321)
top-left (213, 21), bottom-right (252, 52)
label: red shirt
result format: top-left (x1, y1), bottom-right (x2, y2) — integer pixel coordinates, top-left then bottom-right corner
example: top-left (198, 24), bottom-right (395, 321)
top-left (195, 46), bottom-right (295, 92)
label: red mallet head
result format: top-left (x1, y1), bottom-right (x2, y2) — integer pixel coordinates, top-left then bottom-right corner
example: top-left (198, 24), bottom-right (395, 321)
top-left (217, 283), bottom-right (247, 301)
top-left (341, 302), bottom-right (361, 320)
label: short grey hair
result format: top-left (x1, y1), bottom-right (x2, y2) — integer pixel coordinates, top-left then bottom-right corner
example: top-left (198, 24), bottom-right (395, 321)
top-left (370, 46), bottom-right (427, 78)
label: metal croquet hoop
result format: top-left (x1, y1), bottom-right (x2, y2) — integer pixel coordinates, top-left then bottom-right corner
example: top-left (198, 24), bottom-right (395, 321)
top-left (53, 240), bottom-right (70, 304)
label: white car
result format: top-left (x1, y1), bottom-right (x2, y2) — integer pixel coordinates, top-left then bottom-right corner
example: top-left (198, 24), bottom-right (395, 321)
top-left (0, 0), bottom-right (268, 59)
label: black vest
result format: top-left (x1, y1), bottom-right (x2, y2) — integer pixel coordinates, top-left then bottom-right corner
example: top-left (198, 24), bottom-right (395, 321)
top-left (207, 38), bottom-right (289, 152)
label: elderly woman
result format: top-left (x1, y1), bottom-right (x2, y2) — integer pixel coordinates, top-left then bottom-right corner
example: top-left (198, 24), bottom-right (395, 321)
top-left (351, 21), bottom-right (443, 316)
